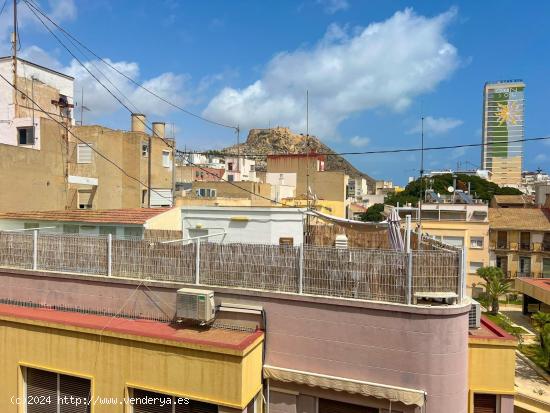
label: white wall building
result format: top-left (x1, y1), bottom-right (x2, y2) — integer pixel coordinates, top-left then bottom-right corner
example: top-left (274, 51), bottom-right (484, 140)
top-left (224, 157), bottom-right (258, 182)
top-left (0, 57), bottom-right (74, 150)
top-left (265, 172), bottom-right (296, 202)
top-left (181, 206), bottom-right (305, 245)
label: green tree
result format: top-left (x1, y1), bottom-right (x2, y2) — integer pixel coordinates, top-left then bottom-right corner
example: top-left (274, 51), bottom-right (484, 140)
top-left (532, 311), bottom-right (550, 353)
top-left (476, 266), bottom-right (512, 314)
top-left (359, 203), bottom-right (385, 222)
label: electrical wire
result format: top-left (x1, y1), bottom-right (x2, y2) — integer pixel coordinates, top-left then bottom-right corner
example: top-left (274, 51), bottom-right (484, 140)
top-left (0, 0), bottom-right (8, 16)
top-left (0, 71), bottom-right (173, 202)
top-left (23, 0), bottom-right (288, 207)
top-left (177, 135), bottom-right (550, 158)
top-left (24, 0), bottom-right (238, 131)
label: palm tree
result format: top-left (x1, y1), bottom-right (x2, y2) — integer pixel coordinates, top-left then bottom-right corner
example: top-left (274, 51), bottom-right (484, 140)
top-left (532, 311), bottom-right (550, 348)
top-left (476, 266), bottom-right (512, 314)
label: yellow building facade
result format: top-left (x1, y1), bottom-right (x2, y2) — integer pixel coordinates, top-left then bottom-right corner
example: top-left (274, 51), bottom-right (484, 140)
top-left (0, 305), bottom-right (263, 413)
top-left (468, 316), bottom-right (517, 413)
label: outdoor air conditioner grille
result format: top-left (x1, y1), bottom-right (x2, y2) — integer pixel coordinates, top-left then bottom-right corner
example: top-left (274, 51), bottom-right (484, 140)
top-left (469, 299), bottom-right (481, 329)
top-left (177, 293), bottom-right (198, 319)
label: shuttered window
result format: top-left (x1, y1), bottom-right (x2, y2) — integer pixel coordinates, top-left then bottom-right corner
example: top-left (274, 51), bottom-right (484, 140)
top-left (77, 144), bottom-right (93, 164)
top-left (131, 389), bottom-right (218, 413)
top-left (473, 393), bottom-right (497, 413)
top-left (318, 399), bottom-right (378, 413)
top-left (25, 367), bottom-right (91, 413)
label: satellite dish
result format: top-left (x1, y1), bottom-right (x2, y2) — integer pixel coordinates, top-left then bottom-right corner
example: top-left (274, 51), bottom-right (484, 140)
top-left (447, 186), bottom-right (455, 193)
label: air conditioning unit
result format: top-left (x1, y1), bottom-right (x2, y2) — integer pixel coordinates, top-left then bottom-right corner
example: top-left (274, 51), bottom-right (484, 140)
top-left (176, 288), bottom-right (216, 323)
top-left (469, 299), bottom-right (481, 329)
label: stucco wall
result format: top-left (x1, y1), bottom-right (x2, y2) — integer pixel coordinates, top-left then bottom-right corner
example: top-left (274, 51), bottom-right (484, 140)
top-left (0, 270), bottom-right (470, 412)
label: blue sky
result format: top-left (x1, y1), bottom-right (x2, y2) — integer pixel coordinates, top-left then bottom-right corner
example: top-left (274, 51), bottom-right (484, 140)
top-left (2, 0), bottom-right (549, 184)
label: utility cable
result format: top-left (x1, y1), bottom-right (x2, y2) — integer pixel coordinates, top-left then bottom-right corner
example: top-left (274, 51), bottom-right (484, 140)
top-left (24, 0), bottom-right (238, 131)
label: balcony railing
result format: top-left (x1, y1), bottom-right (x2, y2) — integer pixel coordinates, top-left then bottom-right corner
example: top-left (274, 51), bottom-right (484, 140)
top-left (0, 230), bottom-right (463, 306)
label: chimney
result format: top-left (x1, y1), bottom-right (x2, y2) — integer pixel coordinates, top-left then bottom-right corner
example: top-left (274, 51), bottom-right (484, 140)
top-left (152, 122), bottom-right (166, 139)
top-left (131, 113), bottom-right (147, 133)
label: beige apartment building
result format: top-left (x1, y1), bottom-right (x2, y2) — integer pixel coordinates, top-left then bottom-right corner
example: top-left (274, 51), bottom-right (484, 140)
top-left (266, 154), bottom-right (350, 217)
top-left (489, 207), bottom-right (550, 278)
top-left (0, 57), bottom-right (174, 211)
top-left (177, 181), bottom-right (273, 207)
top-left (390, 193), bottom-right (490, 287)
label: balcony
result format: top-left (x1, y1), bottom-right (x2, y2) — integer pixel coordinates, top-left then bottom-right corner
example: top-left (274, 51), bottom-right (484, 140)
top-left (0, 230), bottom-right (464, 306)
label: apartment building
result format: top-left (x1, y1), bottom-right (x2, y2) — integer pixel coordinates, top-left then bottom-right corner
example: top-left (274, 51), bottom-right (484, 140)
top-left (0, 219), bottom-right (473, 412)
top-left (489, 207), bottom-right (550, 278)
top-left (178, 181), bottom-right (273, 207)
top-left (267, 154), bottom-right (350, 218)
top-left (176, 165), bottom-right (225, 183)
top-left (224, 156), bottom-right (258, 182)
top-left (389, 191), bottom-right (490, 287)
top-left (0, 58), bottom-right (175, 211)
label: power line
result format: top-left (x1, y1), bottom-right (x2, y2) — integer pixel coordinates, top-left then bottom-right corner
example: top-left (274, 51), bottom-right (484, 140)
top-left (23, 0), bottom-right (287, 207)
top-left (0, 71), bottom-right (173, 202)
top-left (24, 0), bottom-right (175, 152)
top-left (177, 135), bottom-right (550, 158)
top-left (24, 0), bottom-right (238, 131)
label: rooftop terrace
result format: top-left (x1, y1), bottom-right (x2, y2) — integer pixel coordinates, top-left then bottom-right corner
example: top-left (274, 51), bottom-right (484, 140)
top-left (0, 230), bottom-right (464, 306)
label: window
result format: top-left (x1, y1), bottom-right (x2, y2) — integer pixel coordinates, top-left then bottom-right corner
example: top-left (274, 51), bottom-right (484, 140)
top-left (25, 367), bottom-right (91, 413)
top-left (544, 259), bottom-right (550, 278)
top-left (543, 233), bottom-right (550, 251)
top-left (228, 162), bottom-right (234, 171)
top-left (318, 398), bottom-right (378, 413)
top-left (99, 226), bottom-right (117, 236)
top-left (469, 262), bottom-right (483, 274)
top-left (142, 142), bottom-right (149, 157)
top-left (497, 231), bottom-right (508, 249)
top-left (63, 224), bottom-right (78, 234)
top-left (473, 393), bottom-right (497, 413)
top-left (78, 190), bottom-right (92, 209)
top-left (519, 256), bottom-right (531, 276)
top-left (142, 189), bottom-right (148, 206)
top-left (130, 388), bottom-right (217, 413)
top-left (496, 256), bottom-right (508, 274)
top-left (520, 232), bottom-right (531, 251)
top-left (77, 144), bottom-right (93, 164)
top-left (441, 236), bottom-right (464, 247)
top-left (18, 126), bottom-right (35, 145)
top-left (250, 164), bottom-right (255, 172)
top-left (470, 237), bottom-right (484, 249)
top-left (162, 150), bottom-right (171, 168)
top-left (124, 227), bottom-right (143, 238)
top-left (227, 174), bottom-right (234, 182)
top-left (196, 188), bottom-right (216, 198)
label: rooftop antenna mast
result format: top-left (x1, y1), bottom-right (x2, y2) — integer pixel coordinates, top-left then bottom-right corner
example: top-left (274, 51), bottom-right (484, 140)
top-left (418, 115), bottom-right (424, 245)
top-left (12, 0), bottom-right (17, 117)
top-left (305, 90), bottom-right (310, 242)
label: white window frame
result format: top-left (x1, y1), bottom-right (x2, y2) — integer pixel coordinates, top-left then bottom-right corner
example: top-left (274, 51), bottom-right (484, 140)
top-left (142, 142), bottom-right (149, 157)
top-left (470, 237), bottom-right (484, 249)
top-left (469, 261), bottom-right (483, 274)
top-left (162, 150), bottom-right (171, 168)
top-left (77, 143), bottom-right (93, 164)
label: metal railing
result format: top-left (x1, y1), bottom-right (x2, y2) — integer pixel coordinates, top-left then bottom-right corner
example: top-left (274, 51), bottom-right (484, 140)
top-left (0, 230), bottom-right (463, 305)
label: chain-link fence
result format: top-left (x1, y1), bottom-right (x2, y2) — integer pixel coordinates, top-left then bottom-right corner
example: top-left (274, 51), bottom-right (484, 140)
top-left (0, 230), bottom-right (463, 305)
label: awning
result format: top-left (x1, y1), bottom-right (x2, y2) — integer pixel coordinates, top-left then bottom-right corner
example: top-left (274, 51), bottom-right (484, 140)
top-left (263, 365), bottom-right (425, 407)
top-left (306, 210), bottom-right (388, 229)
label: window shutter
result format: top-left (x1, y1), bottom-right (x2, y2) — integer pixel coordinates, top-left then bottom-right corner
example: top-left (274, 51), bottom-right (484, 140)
top-left (77, 144), bottom-right (93, 164)
top-left (473, 394), bottom-right (497, 413)
top-left (26, 368), bottom-right (57, 413)
top-left (59, 374), bottom-right (91, 413)
top-left (318, 399), bottom-right (378, 413)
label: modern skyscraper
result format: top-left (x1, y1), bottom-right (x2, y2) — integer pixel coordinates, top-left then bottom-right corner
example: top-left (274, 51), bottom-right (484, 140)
top-left (481, 80), bottom-right (525, 186)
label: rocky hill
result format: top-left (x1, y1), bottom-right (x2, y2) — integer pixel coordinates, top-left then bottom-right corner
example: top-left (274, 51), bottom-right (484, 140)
top-left (222, 127), bottom-right (375, 185)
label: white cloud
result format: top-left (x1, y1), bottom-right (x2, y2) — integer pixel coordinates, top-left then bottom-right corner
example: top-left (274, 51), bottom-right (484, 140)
top-left (349, 136), bottom-right (370, 147)
top-left (318, 0), bottom-right (349, 14)
top-left (535, 153), bottom-right (548, 162)
top-left (0, 0), bottom-right (77, 55)
top-left (408, 116), bottom-right (463, 135)
top-left (204, 8), bottom-right (459, 138)
top-left (64, 58), bottom-right (190, 118)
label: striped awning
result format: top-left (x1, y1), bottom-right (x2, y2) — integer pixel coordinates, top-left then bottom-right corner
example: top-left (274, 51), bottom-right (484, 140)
top-left (263, 365), bottom-right (425, 407)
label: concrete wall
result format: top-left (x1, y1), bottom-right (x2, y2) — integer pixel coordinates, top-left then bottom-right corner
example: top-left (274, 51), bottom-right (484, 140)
top-left (181, 206), bottom-right (305, 245)
top-left (0, 118), bottom-right (68, 212)
top-left (189, 181), bottom-right (273, 206)
top-left (69, 125), bottom-right (173, 209)
top-left (0, 310), bottom-right (263, 412)
top-left (0, 269), bottom-right (470, 412)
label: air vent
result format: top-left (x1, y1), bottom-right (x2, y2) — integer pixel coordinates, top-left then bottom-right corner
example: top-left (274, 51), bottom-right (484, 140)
top-left (176, 288), bottom-right (215, 323)
top-left (469, 299), bottom-right (481, 329)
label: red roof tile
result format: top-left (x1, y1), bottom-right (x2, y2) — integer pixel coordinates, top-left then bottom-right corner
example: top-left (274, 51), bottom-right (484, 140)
top-left (0, 304), bottom-right (262, 352)
top-left (0, 208), bottom-right (173, 225)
